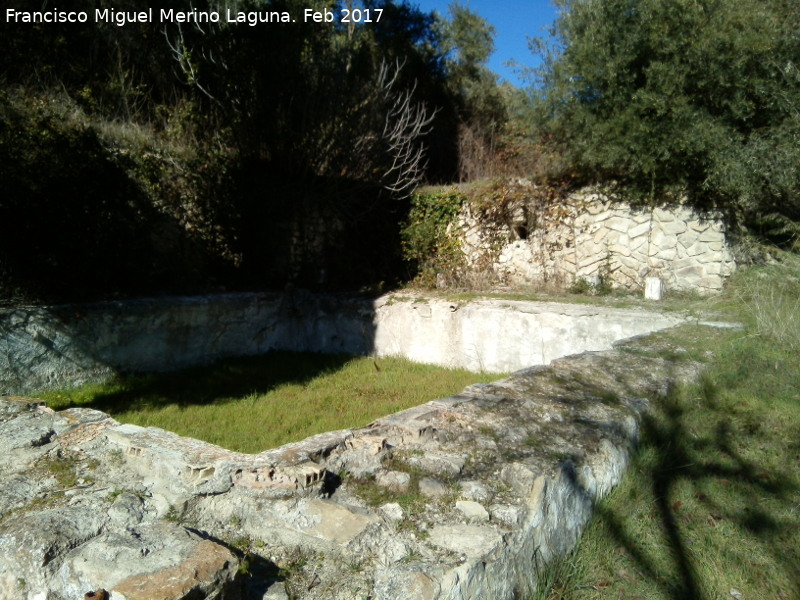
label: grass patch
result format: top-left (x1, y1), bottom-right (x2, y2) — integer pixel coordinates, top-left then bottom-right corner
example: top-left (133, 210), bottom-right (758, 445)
top-left (343, 452), bottom-right (435, 513)
top-left (538, 252), bottom-right (800, 600)
top-left (39, 351), bottom-right (501, 454)
top-left (47, 455), bottom-right (80, 489)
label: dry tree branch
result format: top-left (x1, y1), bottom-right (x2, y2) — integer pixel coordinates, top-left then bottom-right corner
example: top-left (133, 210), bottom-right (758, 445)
top-left (374, 60), bottom-right (438, 197)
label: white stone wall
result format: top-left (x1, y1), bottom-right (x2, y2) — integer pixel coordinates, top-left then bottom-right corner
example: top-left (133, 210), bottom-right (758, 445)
top-left (0, 293), bottom-right (684, 394)
top-left (459, 188), bottom-right (736, 294)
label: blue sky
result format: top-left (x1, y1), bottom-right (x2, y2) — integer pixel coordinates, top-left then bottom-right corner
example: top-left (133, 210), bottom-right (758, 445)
top-left (413, 0), bottom-right (560, 87)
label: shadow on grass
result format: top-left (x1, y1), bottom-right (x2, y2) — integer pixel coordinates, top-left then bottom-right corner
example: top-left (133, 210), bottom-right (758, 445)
top-left (587, 368), bottom-right (800, 600)
top-left (50, 351), bottom-right (356, 415)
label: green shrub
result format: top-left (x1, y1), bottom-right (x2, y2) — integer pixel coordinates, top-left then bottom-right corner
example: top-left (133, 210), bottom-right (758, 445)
top-left (401, 188), bottom-right (467, 287)
top-left (532, 0), bottom-right (800, 238)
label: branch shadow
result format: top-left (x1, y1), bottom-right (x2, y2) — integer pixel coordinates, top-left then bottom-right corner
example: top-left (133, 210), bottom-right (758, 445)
top-left (589, 374), bottom-right (800, 600)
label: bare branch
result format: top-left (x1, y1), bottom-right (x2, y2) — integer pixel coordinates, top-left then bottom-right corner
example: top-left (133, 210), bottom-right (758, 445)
top-left (374, 60), bottom-right (438, 197)
top-left (162, 22), bottom-right (222, 104)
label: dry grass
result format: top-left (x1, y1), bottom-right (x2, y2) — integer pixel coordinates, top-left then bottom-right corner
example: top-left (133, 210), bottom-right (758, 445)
top-left (738, 253), bottom-right (800, 352)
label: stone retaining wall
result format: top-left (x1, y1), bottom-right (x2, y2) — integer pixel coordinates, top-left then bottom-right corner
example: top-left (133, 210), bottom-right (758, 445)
top-left (0, 327), bottom-right (707, 600)
top-left (0, 292), bottom-right (684, 394)
top-left (0, 292), bottom-right (706, 599)
top-left (459, 186), bottom-right (736, 294)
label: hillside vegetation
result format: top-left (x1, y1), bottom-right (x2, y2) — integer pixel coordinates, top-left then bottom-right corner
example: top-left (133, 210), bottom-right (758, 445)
top-left (531, 0), bottom-right (800, 241)
top-left (1, 0), bottom-right (526, 303)
top-left (1, 0), bottom-right (798, 303)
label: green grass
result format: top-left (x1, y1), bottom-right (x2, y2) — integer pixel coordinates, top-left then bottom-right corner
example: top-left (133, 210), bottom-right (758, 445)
top-left (539, 252), bottom-right (800, 600)
top-left (39, 352), bottom-right (501, 454)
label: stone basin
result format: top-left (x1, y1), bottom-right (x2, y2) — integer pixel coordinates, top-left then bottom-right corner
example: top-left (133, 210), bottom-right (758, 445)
top-left (0, 292), bottom-right (703, 600)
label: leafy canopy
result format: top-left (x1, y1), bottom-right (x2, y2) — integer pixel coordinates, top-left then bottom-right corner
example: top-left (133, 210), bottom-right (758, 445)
top-left (531, 0), bottom-right (800, 237)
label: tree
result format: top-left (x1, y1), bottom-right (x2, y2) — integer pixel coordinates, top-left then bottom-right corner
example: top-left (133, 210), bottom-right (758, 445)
top-left (160, 0), bottom-right (440, 195)
top-left (531, 0), bottom-right (800, 240)
top-left (439, 2), bottom-right (507, 180)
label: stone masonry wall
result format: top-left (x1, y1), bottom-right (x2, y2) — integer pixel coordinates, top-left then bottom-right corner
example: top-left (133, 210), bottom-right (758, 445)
top-left (0, 292), bottom-right (719, 600)
top-left (0, 327), bottom-right (709, 600)
top-left (0, 293), bottom-right (684, 395)
top-left (459, 186), bottom-right (736, 294)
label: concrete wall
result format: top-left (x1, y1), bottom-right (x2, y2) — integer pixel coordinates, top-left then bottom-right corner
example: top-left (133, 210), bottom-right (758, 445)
top-left (371, 296), bottom-right (683, 372)
top-left (459, 186), bottom-right (736, 294)
top-left (0, 292), bottom-right (684, 394)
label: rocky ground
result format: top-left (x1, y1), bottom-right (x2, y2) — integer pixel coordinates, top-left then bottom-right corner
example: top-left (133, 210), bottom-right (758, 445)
top-left (0, 329), bottom-right (706, 600)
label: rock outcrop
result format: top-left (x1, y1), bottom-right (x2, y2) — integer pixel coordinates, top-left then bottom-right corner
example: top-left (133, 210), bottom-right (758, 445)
top-left (0, 327), bottom-right (706, 600)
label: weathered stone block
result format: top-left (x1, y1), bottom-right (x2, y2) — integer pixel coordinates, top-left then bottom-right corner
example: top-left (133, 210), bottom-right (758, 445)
top-left (489, 504), bottom-right (525, 528)
top-left (56, 524), bottom-right (239, 600)
top-left (702, 262), bottom-right (724, 276)
top-left (609, 244), bottom-right (632, 258)
top-left (592, 228), bottom-right (609, 244)
top-left (587, 208), bottom-right (613, 220)
top-left (628, 221), bottom-right (651, 239)
top-left (373, 568), bottom-right (440, 600)
top-left (649, 228), bottom-right (667, 248)
top-left (605, 216), bottom-right (631, 233)
top-left (613, 233), bottom-right (631, 248)
top-left (655, 247), bottom-right (678, 262)
top-left (672, 257), bottom-right (697, 270)
top-left (628, 235), bottom-right (648, 252)
top-left (652, 208), bottom-right (675, 223)
top-left (585, 200), bottom-right (610, 215)
top-left (376, 470), bottom-right (411, 492)
top-left (685, 243), bottom-right (706, 257)
top-left (677, 228), bottom-right (700, 248)
top-left (661, 220), bottom-right (688, 235)
top-left (460, 481), bottom-right (492, 503)
top-left (500, 463), bottom-right (540, 498)
top-left (697, 276), bottom-right (725, 290)
top-left (674, 266), bottom-right (704, 281)
top-left (303, 499), bottom-right (379, 545)
top-left (380, 502), bottom-right (404, 522)
top-left (406, 452), bottom-right (465, 477)
top-left (455, 500), bottom-right (490, 522)
top-left (428, 524), bottom-right (503, 558)
top-left (698, 228), bottom-right (724, 243)
top-left (418, 477), bottom-right (448, 498)
top-left (615, 263), bottom-right (640, 284)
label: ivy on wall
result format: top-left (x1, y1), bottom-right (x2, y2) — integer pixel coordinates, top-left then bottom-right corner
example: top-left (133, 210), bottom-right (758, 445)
top-left (401, 188), bottom-right (467, 287)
